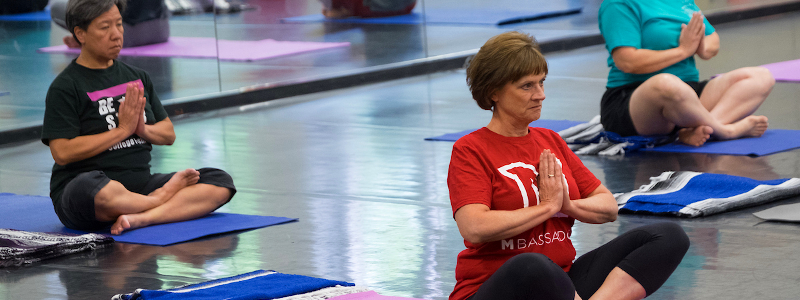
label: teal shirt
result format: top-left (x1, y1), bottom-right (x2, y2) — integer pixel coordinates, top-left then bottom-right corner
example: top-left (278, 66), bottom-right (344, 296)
top-left (599, 0), bottom-right (715, 88)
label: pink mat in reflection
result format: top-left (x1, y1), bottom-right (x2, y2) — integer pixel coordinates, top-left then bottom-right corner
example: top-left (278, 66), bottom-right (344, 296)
top-left (330, 291), bottom-right (427, 300)
top-left (38, 37), bottom-right (350, 61)
top-left (762, 59), bottom-right (800, 82)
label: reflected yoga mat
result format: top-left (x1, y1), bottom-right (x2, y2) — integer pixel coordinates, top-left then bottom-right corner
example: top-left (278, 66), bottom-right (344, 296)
top-left (761, 59), bottom-right (800, 82)
top-left (38, 37), bottom-right (350, 61)
top-left (425, 119), bottom-right (584, 141)
top-left (282, 7), bottom-right (582, 26)
top-left (0, 193), bottom-right (297, 246)
top-left (0, 9), bottom-right (51, 21)
top-left (644, 129), bottom-right (800, 156)
top-left (753, 202), bottom-right (800, 222)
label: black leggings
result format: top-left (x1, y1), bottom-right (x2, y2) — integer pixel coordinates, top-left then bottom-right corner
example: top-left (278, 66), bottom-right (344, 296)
top-left (467, 222), bottom-right (690, 300)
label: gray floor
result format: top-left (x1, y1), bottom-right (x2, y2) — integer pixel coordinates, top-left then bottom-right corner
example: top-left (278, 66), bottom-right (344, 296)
top-left (2, 2), bottom-right (800, 300)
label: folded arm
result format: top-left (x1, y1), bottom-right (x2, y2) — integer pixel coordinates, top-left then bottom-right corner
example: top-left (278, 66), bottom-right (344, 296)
top-left (454, 203), bottom-right (561, 244)
top-left (136, 117), bottom-right (175, 145)
top-left (612, 47), bottom-right (694, 74)
top-left (48, 83), bottom-right (149, 165)
top-left (612, 12), bottom-right (707, 74)
top-left (49, 128), bottom-right (133, 165)
top-left (695, 32), bottom-right (719, 60)
top-left (560, 184), bottom-right (618, 224)
top-left (454, 149), bottom-right (567, 244)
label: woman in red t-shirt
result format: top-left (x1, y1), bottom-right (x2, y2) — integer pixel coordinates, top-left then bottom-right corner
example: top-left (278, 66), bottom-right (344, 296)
top-left (447, 31), bottom-right (690, 300)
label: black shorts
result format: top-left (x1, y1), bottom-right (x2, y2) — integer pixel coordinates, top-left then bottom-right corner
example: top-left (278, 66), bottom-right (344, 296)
top-left (600, 80), bottom-right (708, 137)
top-left (55, 168), bottom-right (236, 230)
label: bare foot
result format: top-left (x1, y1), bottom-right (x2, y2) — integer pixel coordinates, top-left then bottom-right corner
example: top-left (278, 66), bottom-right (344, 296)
top-left (110, 214), bottom-right (141, 235)
top-left (63, 35), bottom-right (81, 48)
top-left (735, 115), bottom-right (769, 138)
top-left (148, 169), bottom-right (200, 202)
top-left (714, 115), bottom-right (769, 140)
top-left (678, 125), bottom-right (713, 147)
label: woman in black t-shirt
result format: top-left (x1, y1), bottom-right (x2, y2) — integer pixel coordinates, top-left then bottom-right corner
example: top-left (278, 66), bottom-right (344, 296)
top-left (42, 0), bottom-right (235, 234)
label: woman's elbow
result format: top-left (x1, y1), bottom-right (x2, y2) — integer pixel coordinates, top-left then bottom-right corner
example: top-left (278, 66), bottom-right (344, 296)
top-left (51, 150), bottom-right (72, 166)
top-left (614, 61), bottom-right (634, 74)
top-left (601, 197), bottom-right (619, 222)
top-left (698, 49), bottom-right (718, 60)
top-left (614, 60), bottom-right (648, 74)
top-left (611, 52), bottom-right (641, 74)
top-left (164, 135), bottom-right (176, 145)
top-left (459, 226), bottom-right (489, 244)
top-left (52, 157), bottom-right (67, 166)
top-left (605, 210), bottom-right (618, 223)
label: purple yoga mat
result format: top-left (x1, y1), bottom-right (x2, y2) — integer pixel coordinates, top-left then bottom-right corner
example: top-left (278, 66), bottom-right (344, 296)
top-left (38, 37), bottom-right (350, 61)
top-left (761, 59), bottom-right (800, 82)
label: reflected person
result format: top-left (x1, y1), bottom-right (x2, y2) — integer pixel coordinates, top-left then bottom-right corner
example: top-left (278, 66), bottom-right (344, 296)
top-left (320, 0), bottom-right (416, 18)
top-left (51, 0), bottom-right (170, 48)
top-left (448, 31), bottom-right (690, 300)
top-left (42, 0), bottom-right (235, 235)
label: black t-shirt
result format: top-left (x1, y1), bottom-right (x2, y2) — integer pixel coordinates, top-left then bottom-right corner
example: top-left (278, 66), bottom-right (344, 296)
top-left (42, 59), bottom-right (168, 203)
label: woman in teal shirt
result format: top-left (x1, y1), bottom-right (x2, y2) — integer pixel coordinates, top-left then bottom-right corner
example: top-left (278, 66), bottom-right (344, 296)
top-left (598, 0), bottom-right (774, 146)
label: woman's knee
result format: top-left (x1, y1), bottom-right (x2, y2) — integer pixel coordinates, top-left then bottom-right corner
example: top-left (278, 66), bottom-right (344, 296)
top-left (197, 167), bottom-right (236, 203)
top-left (503, 253), bottom-right (564, 281)
top-left (641, 74), bottom-right (695, 103)
top-left (728, 67), bottom-right (775, 93)
top-left (93, 178), bottom-right (121, 199)
top-left (650, 222), bottom-right (690, 254)
top-left (750, 66), bottom-right (776, 92)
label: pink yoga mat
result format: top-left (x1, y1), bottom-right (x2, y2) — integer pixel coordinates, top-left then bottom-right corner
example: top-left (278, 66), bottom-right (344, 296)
top-left (38, 37), bottom-right (350, 61)
top-left (761, 59), bottom-right (800, 82)
top-left (330, 291), bottom-right (427, 300)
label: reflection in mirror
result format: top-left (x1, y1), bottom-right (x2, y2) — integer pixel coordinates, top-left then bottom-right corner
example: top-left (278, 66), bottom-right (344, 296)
top-left (210, 0), bottom-right (427, 92)
top-left (0, 0), bottom-right (221, 135)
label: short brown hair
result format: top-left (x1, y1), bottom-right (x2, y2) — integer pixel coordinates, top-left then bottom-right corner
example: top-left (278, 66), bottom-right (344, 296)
top-left (466, 32), bottom-right (548, 110)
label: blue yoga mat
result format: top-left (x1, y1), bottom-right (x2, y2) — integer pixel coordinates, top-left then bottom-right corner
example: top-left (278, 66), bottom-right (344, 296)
top-left (644, 129), bottom-right (800, 156)
top-left (0, 9), bottom-right (51, 21)
top-left (114, 270), bottom-right (355, 300)
top-left (281, 7), bottom-right (582, 26)
top-left (0, 91), bottom-right (9, 97)
top-left (0, 193), bottom-right (297, 246)
top-left (425, 119), bottom-right (584, 141)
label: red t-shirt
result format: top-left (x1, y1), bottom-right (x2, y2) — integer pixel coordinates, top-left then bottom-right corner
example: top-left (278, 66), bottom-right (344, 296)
top-left (447, 127), bottom-right (601, 300)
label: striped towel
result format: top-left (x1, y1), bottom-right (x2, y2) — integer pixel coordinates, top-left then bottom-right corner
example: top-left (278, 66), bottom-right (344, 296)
top-left (0, 229), bottom-right (113, 267)
top-left (616, 171), bottom-right (800, 217)
top-left (558, 115), bottom-right (674, 156)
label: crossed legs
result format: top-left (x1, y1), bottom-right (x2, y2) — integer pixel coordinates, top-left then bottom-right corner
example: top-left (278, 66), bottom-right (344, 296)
top-left (569, 223), bottom-right (689, 300)
top-left (629, 67), bottom-right (774, 146)
top-left (467, 223), bottom-right (689, 300)
top-left (94, 169), bottom-right (232, 235)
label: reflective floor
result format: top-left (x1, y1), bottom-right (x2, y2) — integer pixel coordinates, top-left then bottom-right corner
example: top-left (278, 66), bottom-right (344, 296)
top-left (2, 3), bottom-right (800, 300)
top-left (1, 0), bottom-right (798, 133)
